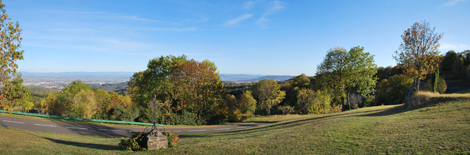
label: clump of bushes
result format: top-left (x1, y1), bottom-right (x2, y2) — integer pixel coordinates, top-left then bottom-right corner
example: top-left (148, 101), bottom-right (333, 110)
top-left (423, 77), bottom-right (447, 94)
top-left (277, 105), bottom-right (294, 115)
top-left (118, 129), bottom-right (182, 151)
top-left (164, 130), bottom-right (181, 148)
top-left (118, 129), bottom-right (148, 151)
top-left (405, 91), bottom-right (435, 107)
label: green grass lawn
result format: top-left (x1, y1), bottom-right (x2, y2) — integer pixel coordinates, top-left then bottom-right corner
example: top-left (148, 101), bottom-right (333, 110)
top-left (1, 95), bottom-right (469, 154)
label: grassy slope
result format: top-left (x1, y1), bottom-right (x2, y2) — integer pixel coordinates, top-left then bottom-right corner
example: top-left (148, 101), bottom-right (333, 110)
top-left (1, 95), bottom-right (469, 154)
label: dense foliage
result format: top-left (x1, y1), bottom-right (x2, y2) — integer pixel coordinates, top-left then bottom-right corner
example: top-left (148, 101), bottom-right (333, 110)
top-left (393, 21), bottom-right (442, 93)
top-left (0, 1), bottom-right (29, 114)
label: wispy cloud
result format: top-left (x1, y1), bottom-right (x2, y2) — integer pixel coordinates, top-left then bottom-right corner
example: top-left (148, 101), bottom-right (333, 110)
top-left (444, 0), bottom-right (466, 6)
top-left (140, 27), bottom-right (199, 31)
top-left (225, 14), bottom-right (253, 26)
top-left (258, 0), bottom-right (286, 28)
top-left (119, 15), bottom-right (161, 22)
top-left (243, 0), bottom-right (256, 9)
top-left (441, 43), bottom-right (468, 50)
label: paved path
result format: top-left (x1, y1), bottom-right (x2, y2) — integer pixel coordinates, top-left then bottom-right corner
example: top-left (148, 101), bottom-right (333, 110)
top-left (0, 115), bottom-right (272, 137)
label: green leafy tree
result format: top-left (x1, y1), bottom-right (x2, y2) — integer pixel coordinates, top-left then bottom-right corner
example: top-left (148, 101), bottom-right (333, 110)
top-left (1, 74), bottom-right (29, 114)
top-left (441, 50), bottom-right (457, 72)
top-left (290, 73), bottom-right (310, 91)
top-left (317, 46), bottom-right (377, 109)
top-left (0, 1), bottom-right (26, 110)
top-left (424, 77), bottom-right (447, 94)
top-left (240, 90), bottom-right (257, 114)
top-left (344, 46), bottom-right (377, 109)
top-left (452, 57), bottom-right (465, 75)
top-left (252, 79), bottom-right (286, 116)
top-left (376, 74), bottom-right (413, 105)
top-left (316, 47), bottom-right (348, 106)
top-left (393, 21), bottom-right (442, 93)
top-left (296, 88), bottom-right (331, 114)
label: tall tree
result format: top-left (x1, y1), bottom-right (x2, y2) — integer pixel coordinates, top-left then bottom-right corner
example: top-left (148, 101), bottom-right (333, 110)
top-left (393, 21), bottom-right (442, 93)
top-left (252, 79), bottom-right (286, 116)
top-left (344, 46), bottom-right (377, 109)
top-left (316, 47), bottom-right (348, 105)
top-left (0, 1), bottom-right (25, 110)
top-left (316, 46), bottom-right (377, 109)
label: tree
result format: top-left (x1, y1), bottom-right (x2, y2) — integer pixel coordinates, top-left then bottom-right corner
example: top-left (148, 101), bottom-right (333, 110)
top-left (0, 1), bottom-right (25, 110)
top-left (344, 46), bottom-right (377, 109)
top-left (393, 21), bottom-right (442, 93)
top-left (290, 73), bottom-right (310, 91)
top-left (252, 79), bottom-right (286, 116)
top-left (441, 50), bottom-right (457, 72)
top-left (240, 90), bottom-right (256, 114)
top-left (376, 74), bottom-right (413, 105)
top-left (316, 47), bottom-right (348, 106)
top-left (296, 88), bottom-right (331, 114)
top-left (1, 74), bottom-right (29, 114)
top-left (316, 46), bottom-right (377, 109)
top-left (424, 77), bottom-right (447, 94)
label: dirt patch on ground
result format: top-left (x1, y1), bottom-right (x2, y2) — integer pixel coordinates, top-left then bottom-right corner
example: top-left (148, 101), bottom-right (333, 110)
top-left (286, 122), bottom-right (306, 127)
top-left (311, 121), bottom-right (327, 126)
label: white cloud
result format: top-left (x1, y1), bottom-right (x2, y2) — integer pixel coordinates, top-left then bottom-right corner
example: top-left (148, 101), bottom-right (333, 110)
top-left (225, 14), bottom-right (253, 26)
top-left (444, 0), bottom-right (466, 6)
top-left (141, 27), bottom-right (198, 31)
top-left (119, 15), bottom-right (161, 22)
top-left (243, 1), bottom-right (255, 9)
top-left (440, 43), bottom-right (468, 50)
top-left (258, 0), bottom-right (286, 28)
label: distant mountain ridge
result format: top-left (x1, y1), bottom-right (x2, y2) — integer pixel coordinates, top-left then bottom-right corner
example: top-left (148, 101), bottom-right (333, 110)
top-left (20, 72), bottom-right (293, 83)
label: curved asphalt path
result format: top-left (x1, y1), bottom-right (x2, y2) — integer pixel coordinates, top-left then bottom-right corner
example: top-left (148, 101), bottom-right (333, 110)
top-left (0, 115), bottom-right (272, 137)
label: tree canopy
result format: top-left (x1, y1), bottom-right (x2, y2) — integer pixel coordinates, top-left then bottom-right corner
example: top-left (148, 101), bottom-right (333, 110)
top-left (316, 46), bottom-right (377, 109)
top-left (0, 1), bottom-right (27, 111)
top-left (393, 21), bottom-right (442, 92)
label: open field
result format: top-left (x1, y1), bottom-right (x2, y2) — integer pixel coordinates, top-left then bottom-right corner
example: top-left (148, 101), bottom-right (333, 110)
top-left (1, 94), bottom-right (469, 154)
top-left (0, 109), bottom-right (324, 129)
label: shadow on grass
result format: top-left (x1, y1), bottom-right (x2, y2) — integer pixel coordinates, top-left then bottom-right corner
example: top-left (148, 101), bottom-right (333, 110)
top-left (180, 108), bottom-right (390, 138)
top-left (360, 97), bottom-right (470, 117)
top-left (43, 137), bottom-right (120, 151)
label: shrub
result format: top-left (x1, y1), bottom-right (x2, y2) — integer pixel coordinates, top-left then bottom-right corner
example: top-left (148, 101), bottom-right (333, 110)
top-left (348, 93), bottom-right (362, 109)
top-left (376, 74), bottom-right (413, 105)
top-left (405, 91), bottom-right (434, 107)
top-left (423, 77), bottom-right (447, 94)
top-left (363, 95), bottom-right (375, 107)
top-left (277, 105), bottom-right (294, 115)
top-left (170, 109), bottom-right (201, 125)
top-left (467, 66), bottom-right (470, 81)
top-left (118, 129), bottom-right (147, 151)
top-left (163, 130), bottom-right (181, 148)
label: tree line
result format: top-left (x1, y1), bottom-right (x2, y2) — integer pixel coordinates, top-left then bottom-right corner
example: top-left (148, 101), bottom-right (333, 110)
top-left (0, 0), bottom-right (463, 126)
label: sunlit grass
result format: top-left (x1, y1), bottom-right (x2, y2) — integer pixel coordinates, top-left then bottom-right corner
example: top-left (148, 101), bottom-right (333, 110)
top-left (2, 94), bottom-right (469, 154)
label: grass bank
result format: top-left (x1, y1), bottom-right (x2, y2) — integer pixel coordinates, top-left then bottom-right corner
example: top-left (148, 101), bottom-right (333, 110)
top-left (1, 95), bottom-right (469, 154)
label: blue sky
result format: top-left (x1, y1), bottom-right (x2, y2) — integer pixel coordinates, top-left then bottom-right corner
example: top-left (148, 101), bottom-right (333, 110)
top-left (5, 0), bottom-right (470, 76)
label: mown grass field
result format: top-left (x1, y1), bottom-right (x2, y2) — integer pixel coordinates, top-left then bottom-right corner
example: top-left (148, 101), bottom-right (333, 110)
top-left (0, 109), bottom-right (321, 128)
top-left (1, 94), bottom-right (469, 154)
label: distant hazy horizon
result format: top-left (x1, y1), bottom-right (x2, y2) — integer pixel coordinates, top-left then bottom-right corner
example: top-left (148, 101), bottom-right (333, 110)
top-left (7, 0), bottom-right (469, 75)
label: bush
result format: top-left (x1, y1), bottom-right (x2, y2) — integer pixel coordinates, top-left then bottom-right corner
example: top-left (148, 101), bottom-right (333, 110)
top-left (163, 130), bottom-right (181, 148)
top-left (277, 105), bottom-right (294, 115)
top-left (376, 74), bottom-right (413, 105)
top-left (363, 95), bottom-right (375, 107)
top-left (467, 66), bottom-right (470, 81)
top-left (118, 129), bottom-right (147, 151)
top-left (170, 109), bottom-right (201, 125)
top-left (405, 91), bottom-right (434, 107)
top-left (423, 77), bottom-right (447, 94)
top-left (348, 93), bottom-right (362, 109)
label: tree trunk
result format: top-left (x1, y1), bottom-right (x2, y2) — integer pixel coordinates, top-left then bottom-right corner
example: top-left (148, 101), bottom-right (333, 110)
top-left (347, 89), bottom-right (351, 110)
top-left (267, 106), bottom-right (271, 116)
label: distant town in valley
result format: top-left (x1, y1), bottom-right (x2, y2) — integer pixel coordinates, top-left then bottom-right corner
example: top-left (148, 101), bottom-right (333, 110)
top-left (20, 71), bottom-right (294, 90)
